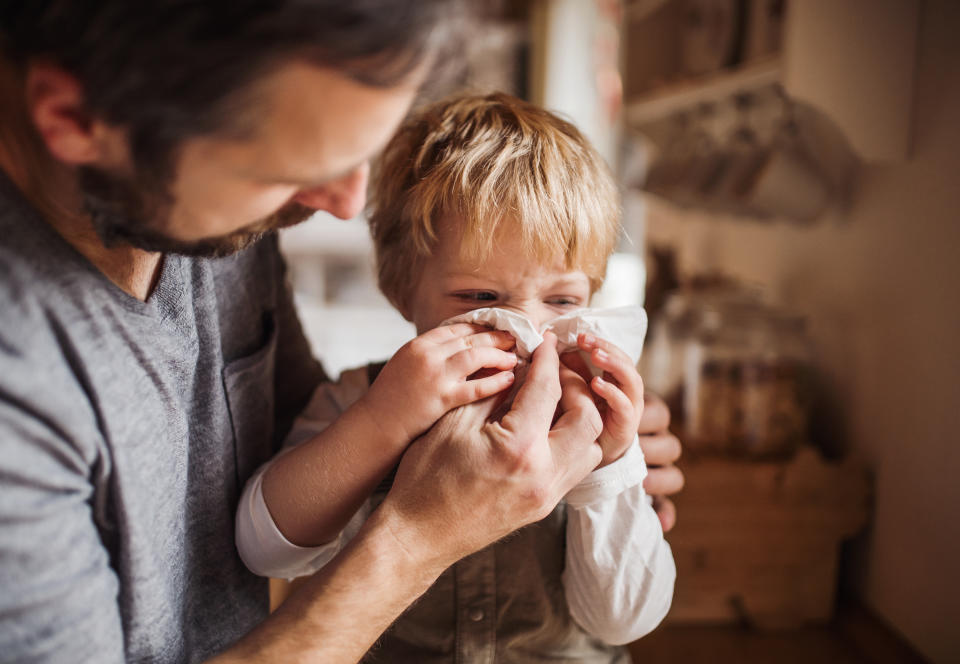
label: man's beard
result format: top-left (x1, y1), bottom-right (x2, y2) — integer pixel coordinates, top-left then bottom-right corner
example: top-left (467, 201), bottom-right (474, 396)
top-left (78, 166), bottom-right (316, 258)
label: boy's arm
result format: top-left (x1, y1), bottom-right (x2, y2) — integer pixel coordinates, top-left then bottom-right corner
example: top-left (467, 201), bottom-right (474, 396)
top-left (560, 335), bottom-right (676, 643)
top-left (259, 324), bottom-right (518, 548)
top-left (562, 438), bottom-right (676, 645)
top-left (259, 384), bottom-right (409, 547)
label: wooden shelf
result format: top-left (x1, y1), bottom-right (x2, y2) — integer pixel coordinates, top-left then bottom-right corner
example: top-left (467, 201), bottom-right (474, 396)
top-left (622, 0), bottom-right (919, 161)
top-left (625, 58), bottom-right (782, 127)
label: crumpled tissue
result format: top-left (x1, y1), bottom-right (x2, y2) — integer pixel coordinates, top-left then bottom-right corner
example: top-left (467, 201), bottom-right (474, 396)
top-left (442, 306), bottom-right (648, 369)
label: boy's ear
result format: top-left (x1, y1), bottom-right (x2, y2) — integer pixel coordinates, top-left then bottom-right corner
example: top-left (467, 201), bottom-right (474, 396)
top-left (25, 63), bottom-right (121, 167)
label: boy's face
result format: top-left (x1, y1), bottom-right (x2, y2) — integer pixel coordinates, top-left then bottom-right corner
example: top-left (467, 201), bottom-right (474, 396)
top-left (406, 215), bottom-right (593, 335)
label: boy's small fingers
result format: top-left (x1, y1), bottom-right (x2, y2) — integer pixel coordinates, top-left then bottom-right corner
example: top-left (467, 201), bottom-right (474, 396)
top-left (589, 348), bottom-right (644, 402)
top-left (439, 328), bottom-right (517, 353)
top-left (433, 322), bottom-right (489, 339)
top-left (579, 334), bottom-right (632, 364)
top-left (591, 376), bottom-right (634, 421)
top-left (453, 347), bottom-right (518, 375)
top-left (456, 370), bottom-right (516, 404)
top-left (466, 329), bottom-right (518, 350)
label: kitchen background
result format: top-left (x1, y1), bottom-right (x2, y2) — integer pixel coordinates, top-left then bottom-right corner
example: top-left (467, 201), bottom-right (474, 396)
top-left (278, 1), bottom-right (958, 661)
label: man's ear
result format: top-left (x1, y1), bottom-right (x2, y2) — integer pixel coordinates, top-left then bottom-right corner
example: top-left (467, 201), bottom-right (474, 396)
top-left (25, 63), bottom-right (103, 166)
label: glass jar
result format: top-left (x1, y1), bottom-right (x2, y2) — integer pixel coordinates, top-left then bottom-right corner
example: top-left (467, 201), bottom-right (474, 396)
top-left (680, 298), bottom-right (813, 459)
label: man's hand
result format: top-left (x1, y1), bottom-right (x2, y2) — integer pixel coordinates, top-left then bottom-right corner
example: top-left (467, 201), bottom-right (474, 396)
top-left (377, 332), bottom-right (603, 569)
top-left (362, 323), bottom-right (518, 445)
top-left (637, 392), bottom-right (684, 532)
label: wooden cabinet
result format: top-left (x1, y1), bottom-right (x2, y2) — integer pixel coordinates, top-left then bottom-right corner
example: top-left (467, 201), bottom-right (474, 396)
top-left (665, 446), bottom-right (871, 628)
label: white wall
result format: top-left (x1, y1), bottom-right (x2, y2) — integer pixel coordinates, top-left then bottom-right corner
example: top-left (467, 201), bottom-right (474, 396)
top-left (645, 2), bottom-right (960, 661)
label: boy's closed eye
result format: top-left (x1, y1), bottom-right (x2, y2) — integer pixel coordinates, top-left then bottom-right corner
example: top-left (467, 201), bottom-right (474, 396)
top-left (450, 291), bottom-right (584, 311)
top-left (452, 290), bottom-right (498, 302)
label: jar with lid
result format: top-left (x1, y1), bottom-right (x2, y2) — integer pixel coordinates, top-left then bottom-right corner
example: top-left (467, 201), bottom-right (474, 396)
top-left (681, 301), bottom-right (813, 459)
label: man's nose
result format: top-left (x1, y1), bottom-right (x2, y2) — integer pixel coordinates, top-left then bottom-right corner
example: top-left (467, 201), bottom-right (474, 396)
top-left (292, 162), bottom-right (369, 219)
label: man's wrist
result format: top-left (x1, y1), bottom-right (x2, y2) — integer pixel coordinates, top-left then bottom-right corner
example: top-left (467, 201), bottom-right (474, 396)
top-left (360, 503), bottom-right (451, 584)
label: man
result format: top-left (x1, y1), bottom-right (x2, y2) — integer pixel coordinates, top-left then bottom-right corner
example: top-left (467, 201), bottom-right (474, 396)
top-left (0, 2), bottom-right (684, 662)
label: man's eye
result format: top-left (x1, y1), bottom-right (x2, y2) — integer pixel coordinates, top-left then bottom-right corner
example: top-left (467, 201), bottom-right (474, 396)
top-left (454, 291), bottom-right (498, 302)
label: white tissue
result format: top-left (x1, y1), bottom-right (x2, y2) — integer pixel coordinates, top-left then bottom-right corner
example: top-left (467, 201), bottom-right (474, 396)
top-left (442, 306), bottom-right (648, 365)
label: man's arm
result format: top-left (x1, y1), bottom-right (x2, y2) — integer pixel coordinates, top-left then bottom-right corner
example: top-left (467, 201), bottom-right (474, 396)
top-left (214, 507), bottom-right (444, 663)
top-left (214, 332), bottom-right (603, 663)
top-left (0, 402), bottom-right (125, 663)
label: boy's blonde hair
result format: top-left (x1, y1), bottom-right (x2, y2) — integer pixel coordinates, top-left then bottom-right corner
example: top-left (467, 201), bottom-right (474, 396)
top-left (368, 92), bottom-right (621, 315)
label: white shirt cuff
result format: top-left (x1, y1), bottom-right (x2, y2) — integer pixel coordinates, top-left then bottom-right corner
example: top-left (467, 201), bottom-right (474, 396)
top-left (235, 463), bottom-right (345, 579)
top-left (565, 435), bottom-right (648, 509)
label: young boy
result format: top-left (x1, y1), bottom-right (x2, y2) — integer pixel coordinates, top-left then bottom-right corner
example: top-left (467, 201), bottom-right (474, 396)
top-left (236, 93), bottom-right (675, 662)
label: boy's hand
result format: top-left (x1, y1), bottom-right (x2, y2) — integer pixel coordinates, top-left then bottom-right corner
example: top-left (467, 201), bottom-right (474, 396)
top-left (362, 323), bottom-right (519, 445)
top-left (562, 334), bottom-right (644, 468)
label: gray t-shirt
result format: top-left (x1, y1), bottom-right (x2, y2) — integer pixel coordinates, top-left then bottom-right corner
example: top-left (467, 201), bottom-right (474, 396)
top-left (0, 175), bottom-right (325, 663)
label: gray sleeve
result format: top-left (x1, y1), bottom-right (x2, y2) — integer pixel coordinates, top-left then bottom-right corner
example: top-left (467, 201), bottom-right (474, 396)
top-left (0, 363), bottom-right (124, 662)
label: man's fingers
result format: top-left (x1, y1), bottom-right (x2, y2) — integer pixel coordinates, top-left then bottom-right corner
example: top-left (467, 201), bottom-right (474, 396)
top-left (639, 392), bottom-right (671, 434)
top-left (651, 496), bottom-right (677, 533)
top-left (637, 432), bottom-right (682, 467)
top-left (557, 362), bottom-right (594, 414)
top-left (550, 362), bottom-right (603, 479)
top-left (549, 403), bottom-right (603, 487)
top-left (499, 332), bottom-right (562, 435)
top-left (559, 350), bottom-right (593, 384)
top-left (643, 463), bottom-right (685, 497)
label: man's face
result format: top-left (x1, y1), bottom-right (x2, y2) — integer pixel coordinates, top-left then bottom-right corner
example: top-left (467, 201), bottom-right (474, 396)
top-left (85, 61), bottom-right (421, 256)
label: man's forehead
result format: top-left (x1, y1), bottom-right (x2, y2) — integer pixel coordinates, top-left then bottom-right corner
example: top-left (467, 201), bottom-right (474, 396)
top-left (202, 61), bottom-right (421, 181)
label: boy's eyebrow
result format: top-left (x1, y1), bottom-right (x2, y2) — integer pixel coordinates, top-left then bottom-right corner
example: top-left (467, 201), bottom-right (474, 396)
top-left (442, 272), bottom-right (591, 287)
